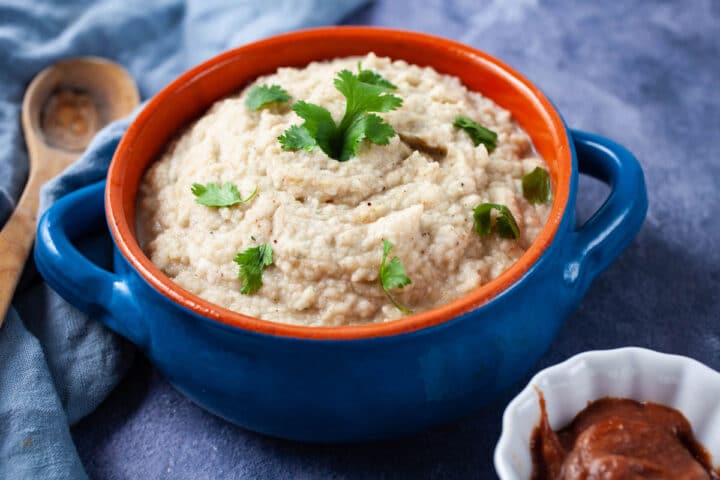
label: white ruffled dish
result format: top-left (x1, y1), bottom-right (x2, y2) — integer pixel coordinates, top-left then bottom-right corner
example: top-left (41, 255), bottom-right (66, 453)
top-left (494, 347), bottom-right (720, 479)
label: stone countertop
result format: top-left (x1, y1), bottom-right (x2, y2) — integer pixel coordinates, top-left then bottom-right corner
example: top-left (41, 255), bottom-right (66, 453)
top-left (72, 1), bottom-right (720, 478)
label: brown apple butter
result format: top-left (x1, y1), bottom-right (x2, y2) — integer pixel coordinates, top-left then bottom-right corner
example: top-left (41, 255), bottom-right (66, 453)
top-left (530, 392), bottom-right (720, 480)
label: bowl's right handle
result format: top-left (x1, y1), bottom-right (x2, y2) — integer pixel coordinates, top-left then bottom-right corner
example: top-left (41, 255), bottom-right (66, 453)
top-left (34, 180), bottom-right (147, 347)
top-left (564, 130), bottom-right (648, 293)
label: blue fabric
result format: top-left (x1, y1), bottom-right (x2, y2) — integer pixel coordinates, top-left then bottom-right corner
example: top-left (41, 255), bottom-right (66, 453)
top-left (0, 1), bottom-right (365, 479)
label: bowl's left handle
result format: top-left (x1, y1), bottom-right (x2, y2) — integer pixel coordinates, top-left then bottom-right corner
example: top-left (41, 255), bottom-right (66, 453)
top-left (34, 181), bottom-right (147, 347)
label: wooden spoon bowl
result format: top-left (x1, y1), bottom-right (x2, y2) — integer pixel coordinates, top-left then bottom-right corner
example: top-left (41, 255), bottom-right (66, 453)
top-left (0, 57), bottom-right (139, 325)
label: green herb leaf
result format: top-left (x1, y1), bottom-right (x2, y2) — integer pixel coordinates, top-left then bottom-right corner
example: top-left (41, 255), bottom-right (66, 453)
top-left (288, 100), bottom-right (339, 156)
top-left (245, 84), bottom-right (291, 111)
top-left (335, 69), bottom-right (403, 119)
top-left (278, 124), bottom-right (317, 151)
top-left (358, 113), bottom-right (396, 145)
top-left (191, 182), bottom-right (258, 207)
top-left (379, 239), bottom-right (412, 314)
top-left (522, 167), bottom-right (551, 204)
top-left (340, 113), bottom-right (396, 161)
top-left (473, 203), bottom-right (520, 239)
top-left (357, 62), bottom-right (397, 90)
top-left (233, 244), bottom-right (274, 295)
top-left (279, 69), bottom-right (402, 161)
top-left (453, 115), bottom-right (498, 152)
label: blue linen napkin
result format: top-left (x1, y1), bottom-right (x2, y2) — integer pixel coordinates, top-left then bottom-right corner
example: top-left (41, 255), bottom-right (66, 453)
top-left (0, 1), bottom-right (366, 478)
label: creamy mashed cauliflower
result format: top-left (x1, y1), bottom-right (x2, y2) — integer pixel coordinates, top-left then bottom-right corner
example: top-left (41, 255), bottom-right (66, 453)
top-left (137, 54), bottom-right (550, 326)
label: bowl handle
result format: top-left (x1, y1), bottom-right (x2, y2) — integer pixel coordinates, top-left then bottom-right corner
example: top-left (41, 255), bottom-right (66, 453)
top-left (34, 181), bottom-right (147, 347)
top-left (564, 130), bottom-right (648, 293)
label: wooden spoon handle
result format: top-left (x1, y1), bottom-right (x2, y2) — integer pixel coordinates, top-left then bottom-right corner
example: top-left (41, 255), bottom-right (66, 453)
top-left (1, 57), bottom-right (140, 327)
top-left (0, 169), bottom-right (56, 324)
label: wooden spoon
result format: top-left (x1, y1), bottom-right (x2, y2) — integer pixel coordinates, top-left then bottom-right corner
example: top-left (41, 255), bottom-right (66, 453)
top-left (0, 57), bottom-right (140, 326)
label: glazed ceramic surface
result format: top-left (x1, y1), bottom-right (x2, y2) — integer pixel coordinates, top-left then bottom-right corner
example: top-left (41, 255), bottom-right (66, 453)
top-left (494, 347), bottom-right (720, 479)
top-left (34, 27), bottom-right (647, 442)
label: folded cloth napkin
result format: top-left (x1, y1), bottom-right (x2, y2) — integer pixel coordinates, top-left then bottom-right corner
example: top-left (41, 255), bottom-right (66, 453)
top-left (0, 1), bottom-right (366, 478)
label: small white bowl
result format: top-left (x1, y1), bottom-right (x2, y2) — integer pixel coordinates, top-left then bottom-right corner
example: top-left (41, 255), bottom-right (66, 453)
top-left (494, 347), bottom-right (720, 479)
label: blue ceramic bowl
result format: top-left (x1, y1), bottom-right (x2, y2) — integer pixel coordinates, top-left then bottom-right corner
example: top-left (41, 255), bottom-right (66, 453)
top-left (34, 28), bottom-right (647, 442)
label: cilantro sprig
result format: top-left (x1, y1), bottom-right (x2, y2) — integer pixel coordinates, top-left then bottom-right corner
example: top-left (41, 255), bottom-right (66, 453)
top-left (245, 84), bottom-right (291, 111)
top-left (473, 203), bottom-right (520, 239)
top-left (453, 115), bottom-right (498, 152)
top-left (357, 62), bottom-right (397, 90)
top-left (522, 167), bottom-right (551, 204)
top-left (279, 68), bottom-right (402, 161)
top-left (234, 244), bottom-right (273, 295)
top-left (379, 239), bottom-right (412, 314)
top-left (191, 182), bottom-right (258, 207)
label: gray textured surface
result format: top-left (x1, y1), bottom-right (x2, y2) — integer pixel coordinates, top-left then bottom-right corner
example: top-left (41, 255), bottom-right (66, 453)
top-left (72, 1), bottom-right (720, 478)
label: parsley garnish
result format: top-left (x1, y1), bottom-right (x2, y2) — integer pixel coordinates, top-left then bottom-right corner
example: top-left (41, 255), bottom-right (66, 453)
top-left (245, 84), bottom-right (291, 111)
top-left (453, 115), bottom-right (498, 152)
top-left (473, 203), bottom-right (520, 239)
top-left (233, 244), bottom-right (273, 295)
top-left (278, 69), bottom-right (402, 161)
top-left (357, 62), bottom-right (397, 90)
top-left (191, 182), bottom-right (258, 207)
top-left (522, 167), bottom-right (551, 204)
top-left (379, 239), bottom-right (412, 314)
